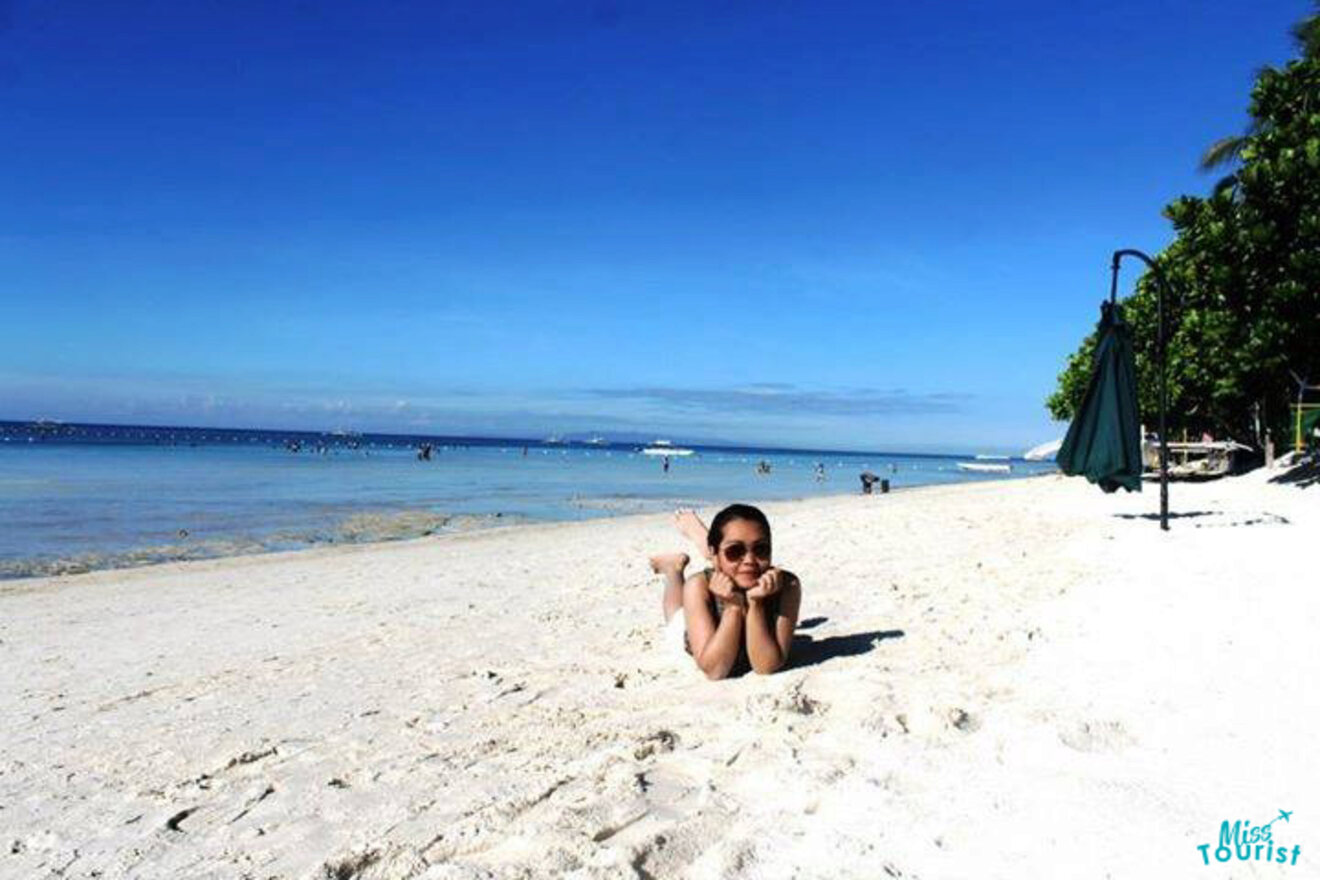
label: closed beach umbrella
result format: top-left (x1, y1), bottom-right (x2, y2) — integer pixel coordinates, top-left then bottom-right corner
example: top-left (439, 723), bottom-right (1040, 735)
top-left (1057, 301), bottom-right (1143, 493)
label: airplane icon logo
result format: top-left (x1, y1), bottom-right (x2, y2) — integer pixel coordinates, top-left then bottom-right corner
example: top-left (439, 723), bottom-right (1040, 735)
top-left (1262, 809), bottom-right (1293, 828)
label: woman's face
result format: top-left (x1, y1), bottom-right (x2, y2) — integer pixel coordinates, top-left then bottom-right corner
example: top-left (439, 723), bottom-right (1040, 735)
top-left (712, 518), bottom-right (771, 589)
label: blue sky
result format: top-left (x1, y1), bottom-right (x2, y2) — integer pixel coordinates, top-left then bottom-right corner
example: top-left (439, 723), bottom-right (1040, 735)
top-left (1, 1), bottom-right (1309, 452)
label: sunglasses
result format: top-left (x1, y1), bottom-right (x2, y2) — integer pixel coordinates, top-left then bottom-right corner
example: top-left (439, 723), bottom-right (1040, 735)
top-left (719, 541), bottom-right (771, 563)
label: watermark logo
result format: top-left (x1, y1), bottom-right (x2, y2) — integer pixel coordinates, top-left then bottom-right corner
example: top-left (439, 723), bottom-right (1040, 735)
top-left (1197, 809), bottom-right (1302, 867)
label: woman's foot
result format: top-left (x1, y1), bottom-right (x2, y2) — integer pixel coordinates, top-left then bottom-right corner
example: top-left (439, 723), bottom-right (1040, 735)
top-left (672, 509), bottom-right (710, 556)
top-left (649, 552), bottom-right (689, 575)
top-left (650, 553), bottom-right (689, 621)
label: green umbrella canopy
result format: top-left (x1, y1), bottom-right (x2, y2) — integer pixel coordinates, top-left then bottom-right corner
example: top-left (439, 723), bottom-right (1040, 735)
top-left (1057, 301), bottom-right (1143, 493)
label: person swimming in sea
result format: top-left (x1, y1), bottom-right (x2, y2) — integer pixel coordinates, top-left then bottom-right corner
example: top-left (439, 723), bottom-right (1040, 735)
top-left (649, 504), bottom-right (802, 679)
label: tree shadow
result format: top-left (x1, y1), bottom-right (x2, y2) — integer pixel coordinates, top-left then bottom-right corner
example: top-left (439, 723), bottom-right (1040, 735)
top-left (787, 629), bottom-right (905, 670)
top-left (1270, 457), bottom-right (1320, 488)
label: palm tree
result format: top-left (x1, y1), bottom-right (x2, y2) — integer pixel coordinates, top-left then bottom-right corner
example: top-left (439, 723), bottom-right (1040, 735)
top-left (1198, 4), bottom-right (1320, 175)
top-left (1198, 132), bottom-right (1252, 173)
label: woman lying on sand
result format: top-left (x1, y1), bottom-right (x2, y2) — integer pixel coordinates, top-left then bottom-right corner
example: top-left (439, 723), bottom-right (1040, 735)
top-left (650, 504), bottom-right (802, 679)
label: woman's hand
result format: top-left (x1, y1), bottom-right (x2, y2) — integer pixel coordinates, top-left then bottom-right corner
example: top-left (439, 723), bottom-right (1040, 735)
top-left (707, 570), bottom-right (746, 610)
top-left (746, 567), bottom-right (783, 603)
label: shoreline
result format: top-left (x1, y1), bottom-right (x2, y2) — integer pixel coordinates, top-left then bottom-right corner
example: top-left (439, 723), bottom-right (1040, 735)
top-left (5, 472), bottom-right (1315, 878)
top-left (0, 430), bottom-right (1058, 583)
top-left (0, 474), bottom-right (1040, 586)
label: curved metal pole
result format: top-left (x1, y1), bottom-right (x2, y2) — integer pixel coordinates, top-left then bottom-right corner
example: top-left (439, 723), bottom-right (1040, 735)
top-left (1111, 249), bottom-right (1169, 531)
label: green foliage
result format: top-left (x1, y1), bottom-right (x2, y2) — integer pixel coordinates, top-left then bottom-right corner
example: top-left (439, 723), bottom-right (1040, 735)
top-left (1050, 4), bottom-right (1320, 446)
top-left (1045, 332), bottom-right (1096, 421)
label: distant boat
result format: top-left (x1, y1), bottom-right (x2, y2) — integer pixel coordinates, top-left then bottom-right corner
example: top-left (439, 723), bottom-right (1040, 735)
top-left (543, 434), bottom-right (565, 445)
top-left (957, 461), bottom-right (1011, 474)
top-left (585, 435), bottom-right (608, 446)
top-left (641, 439), bottom-right (694, 457)
top-left (974, 453), bottom-right (1010, 460)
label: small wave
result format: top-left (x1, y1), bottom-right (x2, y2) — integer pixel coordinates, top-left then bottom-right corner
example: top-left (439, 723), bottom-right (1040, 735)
top-left (567, 495), bottom-right (720, 515)
top-left (0, 537), bottom-right (268, 580)
top-left (568, 495), bottom-right (668, 513)
top-left (0, 508), bottom-right (521, 581)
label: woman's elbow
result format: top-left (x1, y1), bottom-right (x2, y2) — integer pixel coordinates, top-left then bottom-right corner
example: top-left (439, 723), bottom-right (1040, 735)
top-left (695, 652), bottom-right (733, 680)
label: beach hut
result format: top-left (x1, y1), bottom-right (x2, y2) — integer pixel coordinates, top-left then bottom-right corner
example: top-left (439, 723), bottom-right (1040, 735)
top-left (1290, 375), bottom-right (1320, 452)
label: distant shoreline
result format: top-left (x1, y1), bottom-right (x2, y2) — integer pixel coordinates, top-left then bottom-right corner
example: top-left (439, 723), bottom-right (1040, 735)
top-left (0, 418), bottom-right (1022, 461)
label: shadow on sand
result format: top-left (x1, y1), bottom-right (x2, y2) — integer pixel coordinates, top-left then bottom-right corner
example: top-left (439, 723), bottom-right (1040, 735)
top-left (1270, 457), bottom-right (1320, 488)
top-left (1112, 510), bottom-right (1217, 521)
top-left (787, 628), bottom-right (905, 670)
top-left (1112, 509), bottom-right (1291, 526)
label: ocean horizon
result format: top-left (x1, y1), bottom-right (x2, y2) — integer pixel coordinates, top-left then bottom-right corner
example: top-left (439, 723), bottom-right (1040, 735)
top-left (0, 419), bottom-right (1056, 580)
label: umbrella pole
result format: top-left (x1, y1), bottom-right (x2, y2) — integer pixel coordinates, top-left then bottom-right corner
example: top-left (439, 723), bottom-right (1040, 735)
top-left (1112, 249), bottom-right (1169, 531)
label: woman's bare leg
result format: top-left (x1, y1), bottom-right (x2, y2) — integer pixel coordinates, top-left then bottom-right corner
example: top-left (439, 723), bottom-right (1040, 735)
top-left (649, 553), bottom-right (689, 621)
top-left (673, 509), bottom-right (713, 560)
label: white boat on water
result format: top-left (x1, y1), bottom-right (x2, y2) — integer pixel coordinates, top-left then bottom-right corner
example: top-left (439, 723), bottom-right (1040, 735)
top-left (974, 453), bottom-right (1010, 460)
top-left (641, 440), bottom-right (694, 457)
top-left (957, 461), bottom-right (1011, 474)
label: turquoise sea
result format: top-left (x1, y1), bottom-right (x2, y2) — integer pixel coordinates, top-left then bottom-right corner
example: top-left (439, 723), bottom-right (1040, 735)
top-left (0, 422), bottom-right (1056, 579)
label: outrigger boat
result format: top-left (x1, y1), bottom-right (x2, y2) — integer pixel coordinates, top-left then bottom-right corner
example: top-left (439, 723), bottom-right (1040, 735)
top-left (1142, 439), bottom-right (1252, 480)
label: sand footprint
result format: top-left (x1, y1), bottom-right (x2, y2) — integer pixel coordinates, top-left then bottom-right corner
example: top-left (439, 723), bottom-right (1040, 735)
top-left (625, 800), bottom-right (736, 880)
top-left (744, 681), bottom-right (828, 724)
top-left (945, 707), bottom-right (980, 734)
top-left (1057, 719), bottom-right (1135, 753)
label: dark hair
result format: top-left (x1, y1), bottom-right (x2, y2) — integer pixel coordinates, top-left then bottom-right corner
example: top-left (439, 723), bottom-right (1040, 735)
top-left (707, 503), bottom-right (772, 550)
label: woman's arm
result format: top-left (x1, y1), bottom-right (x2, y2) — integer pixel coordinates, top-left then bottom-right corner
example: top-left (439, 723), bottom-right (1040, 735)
top-left (683, 571), bottom-right (746, 680)
top-left (745, 570), bottom-right (802, 675)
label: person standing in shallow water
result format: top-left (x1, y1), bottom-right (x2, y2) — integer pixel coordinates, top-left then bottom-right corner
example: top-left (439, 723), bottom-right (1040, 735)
top-left (649, 505), bottom-right (802, 679)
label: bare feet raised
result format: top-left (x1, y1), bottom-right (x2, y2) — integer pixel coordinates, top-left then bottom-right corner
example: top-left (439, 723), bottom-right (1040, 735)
top-left (672, 508), bottom-right (711, 557)
top-left (649, 552), bottom-right (689, 575)
top-left (651, 553), bottom-right (689, 621)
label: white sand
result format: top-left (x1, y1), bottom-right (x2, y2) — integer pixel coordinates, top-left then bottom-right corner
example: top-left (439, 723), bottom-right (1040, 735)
top-left (3, 472), bottom-right (1317, 879)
